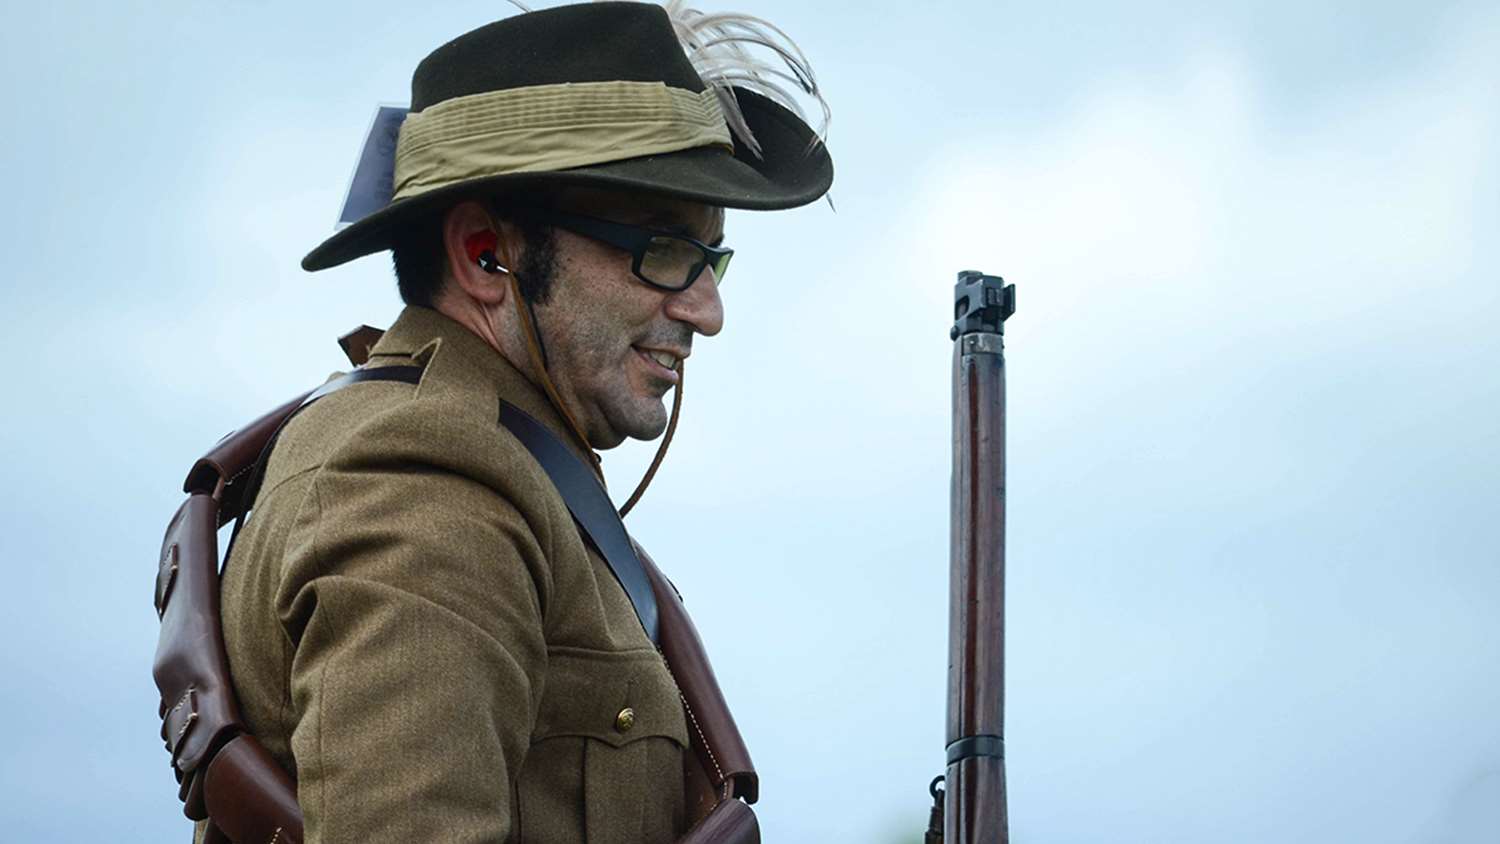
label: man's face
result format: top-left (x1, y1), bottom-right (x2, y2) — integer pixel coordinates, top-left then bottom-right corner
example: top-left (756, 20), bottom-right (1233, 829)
top-left (528, 187), bottom-right (726, 449)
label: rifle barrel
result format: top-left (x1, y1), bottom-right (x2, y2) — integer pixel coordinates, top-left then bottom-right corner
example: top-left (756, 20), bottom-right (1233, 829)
top-left (946, 271), bottom-right (1015, 843)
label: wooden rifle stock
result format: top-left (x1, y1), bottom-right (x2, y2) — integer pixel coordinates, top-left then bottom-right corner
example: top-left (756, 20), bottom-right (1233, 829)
top-left (935, 271), bottom-right (1016, 843)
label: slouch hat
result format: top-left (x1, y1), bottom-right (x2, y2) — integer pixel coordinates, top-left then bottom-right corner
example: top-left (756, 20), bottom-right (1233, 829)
top-left (303, 1), bottom-right (834, 272)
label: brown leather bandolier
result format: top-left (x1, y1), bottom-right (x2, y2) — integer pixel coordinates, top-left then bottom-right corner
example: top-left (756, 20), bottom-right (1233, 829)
top-left (152, 331), bottom-right (760, 843)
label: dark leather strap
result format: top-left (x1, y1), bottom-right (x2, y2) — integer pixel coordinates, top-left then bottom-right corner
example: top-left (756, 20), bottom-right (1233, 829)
top-left (678, 798), bottom-right (759, 844)
top-left (635, 543), bottom-right (758, 804)
top-left (156, 365), bottom-right (422, 835)
top-left (203, 735), bottom-right (303, 844)
top-left (160, 365), bottom-right (760, 842)
top-left (185, 367), bottom-right (424, 496)
top-left (497, 400), bottom-right (659, 644)
top-left (302, 365), bottom-right (424, 404)
top-left (232, 366), bottom-right (425, 536)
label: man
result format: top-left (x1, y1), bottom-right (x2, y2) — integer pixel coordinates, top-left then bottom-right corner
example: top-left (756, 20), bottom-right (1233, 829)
top-left (212, 2), bottom-right (831, 842)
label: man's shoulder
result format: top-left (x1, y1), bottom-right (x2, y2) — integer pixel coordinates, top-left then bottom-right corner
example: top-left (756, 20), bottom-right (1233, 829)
top-left (241, 363), bottom-right (575, 607)
top-left (261, 362), bottom-right (558, 521)
top-left (325, 373), bottom-right (550, 489)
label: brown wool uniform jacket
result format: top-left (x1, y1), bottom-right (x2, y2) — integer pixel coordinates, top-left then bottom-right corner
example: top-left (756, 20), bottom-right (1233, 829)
top-left (211, 306), bottom-right (688, 843)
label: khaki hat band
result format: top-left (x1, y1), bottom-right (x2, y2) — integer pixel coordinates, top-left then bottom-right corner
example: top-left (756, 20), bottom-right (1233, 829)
top-left (393, 80), bottom-right (734, 201)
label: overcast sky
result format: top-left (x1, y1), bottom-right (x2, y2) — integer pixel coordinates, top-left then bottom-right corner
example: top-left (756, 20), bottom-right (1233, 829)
top-left (2, 1), bottom-right (1497, 841)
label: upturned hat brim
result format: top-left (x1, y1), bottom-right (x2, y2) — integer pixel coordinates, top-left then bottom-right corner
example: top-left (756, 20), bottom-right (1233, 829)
top-left (302, 88), bottom-right (832, 273)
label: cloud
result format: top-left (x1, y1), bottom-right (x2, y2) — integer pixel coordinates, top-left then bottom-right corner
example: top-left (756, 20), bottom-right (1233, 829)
top-left (4, 2), bottom-right (1498, 842)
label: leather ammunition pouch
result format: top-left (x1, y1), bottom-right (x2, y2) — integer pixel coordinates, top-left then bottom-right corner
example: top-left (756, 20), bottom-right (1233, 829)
top-left (152, 329), bottom-right (759, 843)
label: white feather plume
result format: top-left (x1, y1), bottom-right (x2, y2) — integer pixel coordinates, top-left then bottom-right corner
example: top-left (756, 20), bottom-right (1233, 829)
top-left (661, 1), bottom-right (830, 159)
top-left (500, 1), bottom-right (830, 159)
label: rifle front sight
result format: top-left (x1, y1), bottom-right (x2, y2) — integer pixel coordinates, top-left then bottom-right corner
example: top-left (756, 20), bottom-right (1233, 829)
top-left (951, 270), bottom-right (1016, 339)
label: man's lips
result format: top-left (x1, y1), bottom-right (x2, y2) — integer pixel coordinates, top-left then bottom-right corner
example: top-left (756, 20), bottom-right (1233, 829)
top-left (633, 345), bottom-right (684, 384)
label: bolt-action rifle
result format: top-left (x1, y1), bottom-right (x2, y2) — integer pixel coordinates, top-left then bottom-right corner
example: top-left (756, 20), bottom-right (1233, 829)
top-left (926, 271), bottom-right (1016, 844)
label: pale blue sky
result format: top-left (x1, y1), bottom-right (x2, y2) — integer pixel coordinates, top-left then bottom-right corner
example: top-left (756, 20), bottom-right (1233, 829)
top-left (2, 1), bottom-right (1496, 841)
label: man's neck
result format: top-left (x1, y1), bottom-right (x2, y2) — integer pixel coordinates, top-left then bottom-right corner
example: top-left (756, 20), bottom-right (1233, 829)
top-left (432, 296), bottom-right (603, 458)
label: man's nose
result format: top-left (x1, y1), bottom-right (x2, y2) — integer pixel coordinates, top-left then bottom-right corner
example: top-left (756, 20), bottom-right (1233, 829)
top-left (663, 269), bottom-right (724, 337)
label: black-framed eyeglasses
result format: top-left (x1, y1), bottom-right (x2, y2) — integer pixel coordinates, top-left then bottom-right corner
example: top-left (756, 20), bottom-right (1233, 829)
top-left (510, 206), bottom-right (733, 291)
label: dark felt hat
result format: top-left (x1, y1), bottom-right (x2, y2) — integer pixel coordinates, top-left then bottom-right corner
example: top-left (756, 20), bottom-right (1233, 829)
top-left (302, 1), bottom-right (833, 272)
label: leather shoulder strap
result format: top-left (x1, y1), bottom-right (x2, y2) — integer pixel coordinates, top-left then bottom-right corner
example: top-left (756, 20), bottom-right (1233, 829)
top-left (245, 366), bottom-right (426, 503)
top-left (635, 543), bottom-right (759, 805)
top-left (496, 400), bottom-right (758, 804)
top-left (157, 368), bottom-right (756, 844)
top-left (497, 399), bottom-right (659, 644)
top-left (183, 366), bottom-right (425, 526)
top-left (154, 364), bottom-right (423, 838)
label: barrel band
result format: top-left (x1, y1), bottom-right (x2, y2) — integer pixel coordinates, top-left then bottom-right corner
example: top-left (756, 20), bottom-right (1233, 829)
top-left (946, 734), bottom-right (1005, 764)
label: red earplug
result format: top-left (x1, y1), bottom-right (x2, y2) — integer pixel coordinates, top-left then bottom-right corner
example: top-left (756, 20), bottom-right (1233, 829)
top-left (465, 231), bottom-right (499, 265)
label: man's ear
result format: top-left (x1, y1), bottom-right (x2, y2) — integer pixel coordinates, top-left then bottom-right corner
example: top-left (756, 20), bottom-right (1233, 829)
top-left (442, 200), bottom-right (514, 307)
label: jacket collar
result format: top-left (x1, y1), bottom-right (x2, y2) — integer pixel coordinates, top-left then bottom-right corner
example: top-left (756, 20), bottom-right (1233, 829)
top-left (367, 305), bottom-right (601, 475)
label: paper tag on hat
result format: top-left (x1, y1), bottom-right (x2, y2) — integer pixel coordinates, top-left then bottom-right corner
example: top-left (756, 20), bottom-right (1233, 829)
top-left (336, 104), bottom-right (410, 229)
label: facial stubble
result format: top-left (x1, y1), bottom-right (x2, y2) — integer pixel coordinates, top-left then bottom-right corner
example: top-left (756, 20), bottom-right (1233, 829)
top-left (536, 272), bottom-right (687, 449)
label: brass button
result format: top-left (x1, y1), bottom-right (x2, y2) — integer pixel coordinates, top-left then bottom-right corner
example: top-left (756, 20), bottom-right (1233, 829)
top-left (614, 707), bottom-right (636, 733)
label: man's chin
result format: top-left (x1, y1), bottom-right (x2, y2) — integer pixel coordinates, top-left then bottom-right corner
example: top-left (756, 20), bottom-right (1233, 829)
top-left (595, 401), bottom-right (668, 449)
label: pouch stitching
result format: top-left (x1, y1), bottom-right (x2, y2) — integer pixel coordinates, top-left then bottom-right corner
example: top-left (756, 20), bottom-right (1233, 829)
top-left (657, 653), bottom-right (723, 783)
